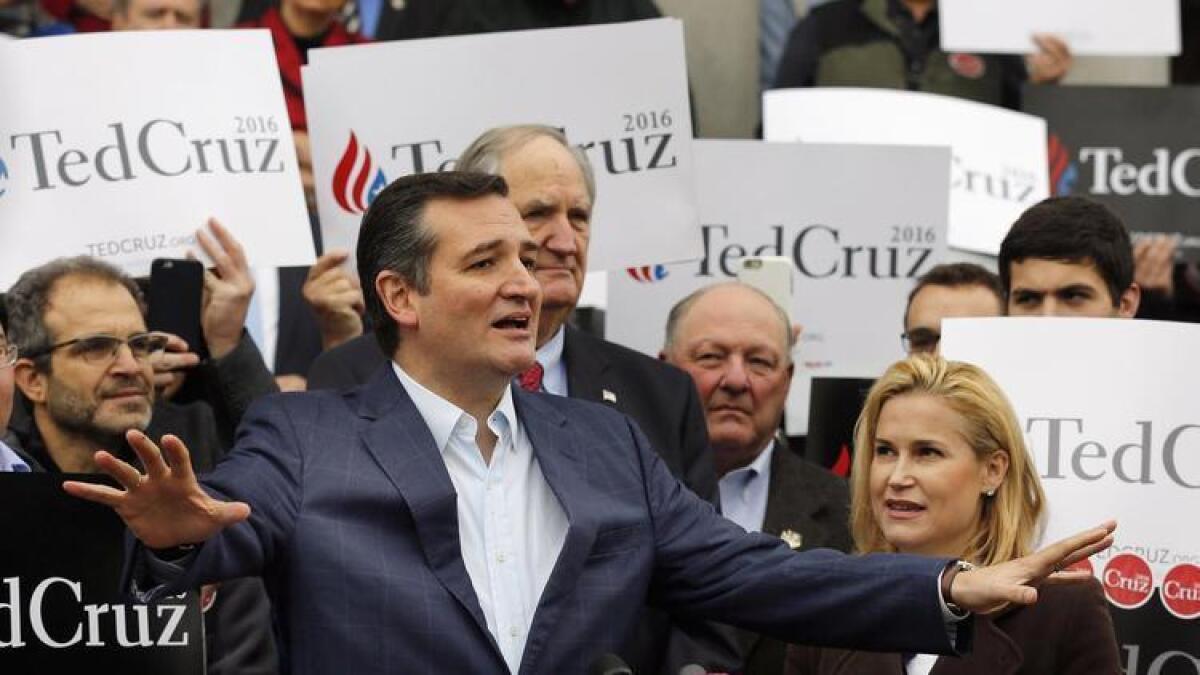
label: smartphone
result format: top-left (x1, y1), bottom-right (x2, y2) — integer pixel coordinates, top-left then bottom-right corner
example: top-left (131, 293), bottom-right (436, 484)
top-left (738, 256), bottom-right (794, 317)
top-left (147, 258), bottom-right (207, 358)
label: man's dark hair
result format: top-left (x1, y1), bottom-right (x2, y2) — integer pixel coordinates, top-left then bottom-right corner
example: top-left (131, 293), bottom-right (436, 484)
top-left (903, 262), bottom-right (1003, 328)
top-left (998, 196), bottom-right (1134, 306)
top-left (358, 171), bottom-right (510, 357)
top-left (5, 256), bottom-right (146, 373)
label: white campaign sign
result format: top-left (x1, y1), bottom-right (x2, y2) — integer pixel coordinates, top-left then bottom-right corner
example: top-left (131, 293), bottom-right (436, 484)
top-left (606, 140), bottom-right (950, 435)
top-left (940, 0), bottom-right (1181, 56)
top-left (942, 318), bottom-right (1200, 607)
top-left (303, 19), bottom-right (700, 271)
top-left (764, 88), bottom-right (1047, 257)
top-left (0, 31), bottom-right (314, 286)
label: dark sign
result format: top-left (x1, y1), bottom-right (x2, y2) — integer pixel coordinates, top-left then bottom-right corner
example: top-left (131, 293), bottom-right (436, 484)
top-left (0, 473), bottom-right (203, 673)
top-left (805, 377), bottom-right (875, 476)
top-left (1024, 85), bottom-right (1200, 258)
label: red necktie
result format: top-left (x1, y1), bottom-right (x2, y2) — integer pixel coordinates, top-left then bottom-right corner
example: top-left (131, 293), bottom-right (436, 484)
top-left (517, 362), bottom-right (545, 392)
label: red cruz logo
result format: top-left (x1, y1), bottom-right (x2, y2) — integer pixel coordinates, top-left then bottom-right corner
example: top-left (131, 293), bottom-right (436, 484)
top-left (331, 132), bottom-right (388, 215)
top-left (1102, 553), bottom-right (1154, 610)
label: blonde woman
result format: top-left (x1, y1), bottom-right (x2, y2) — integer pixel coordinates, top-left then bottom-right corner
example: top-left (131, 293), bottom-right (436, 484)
top-left (786, 355), bottom-right (1119, 675)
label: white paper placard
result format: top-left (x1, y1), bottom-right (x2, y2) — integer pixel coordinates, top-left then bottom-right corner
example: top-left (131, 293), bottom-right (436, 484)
top-left (764, 87), bottom-right (1047, 257)
top-left (0, 31), bottom-right (314, 286)
top-left (942, 317), bottom-right (1200, 599)
top-left (940, 0), bottom-right (1181, 56)
top-left (606, 140), bottom-right (950, 435)
top-left (303, 19), bottom-right (700, 271)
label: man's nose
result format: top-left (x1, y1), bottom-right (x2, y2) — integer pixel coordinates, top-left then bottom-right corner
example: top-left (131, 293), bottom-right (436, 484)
top-left (719, 356), bottom-right (750, 391)
top-left (542, 215), bottom-right (577, 256)
top-left (109, 342), bottom-right (144, 374)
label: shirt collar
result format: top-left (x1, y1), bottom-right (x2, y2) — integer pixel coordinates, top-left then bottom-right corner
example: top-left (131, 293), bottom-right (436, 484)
top-left (0, 439), bottom-right (31, 473)
top-left (724, 440), bottom-right (776, 485)
top-left (391, 362), bottom-right (519, 455)
top-left (537, 325), bottom-right (566, 371)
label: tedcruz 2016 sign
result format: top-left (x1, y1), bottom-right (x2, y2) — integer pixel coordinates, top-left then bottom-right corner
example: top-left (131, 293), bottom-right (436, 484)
top-left (1025, 85), bottom-right (1200, 259)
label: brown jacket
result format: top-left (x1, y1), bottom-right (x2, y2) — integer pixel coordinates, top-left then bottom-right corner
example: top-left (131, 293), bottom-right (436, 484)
top-left (785, 578), bottom-right (1119, 675)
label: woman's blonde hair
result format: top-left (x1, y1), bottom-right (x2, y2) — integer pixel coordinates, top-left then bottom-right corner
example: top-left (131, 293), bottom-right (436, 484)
top-left (849, 355), bottom-right (1045, 566)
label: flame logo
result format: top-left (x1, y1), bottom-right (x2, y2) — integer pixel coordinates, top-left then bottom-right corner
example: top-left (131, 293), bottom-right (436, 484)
top-left (1048, 133), bottom-right (1078, 196)
top-left (332, 132), bottom-right (387, 214)
top-left (626, 265), bottom-right (668, 283)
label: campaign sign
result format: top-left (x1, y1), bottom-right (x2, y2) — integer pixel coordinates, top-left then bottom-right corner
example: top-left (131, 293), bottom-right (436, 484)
top-left (0, 474), bottom-right (203, 673)
top-left (764, 88), bottom-right (1048, 256)
top-left (0, 31), bottom-right (314, 288)
top-left (606, 140), bottom-right (949, 435)
top-left (303, 19), bottom-right (700, 271)
top-left (1025, 85), bottom-right (1200, 259)
top-left (942, 318), bottom-right (1200, 672)
top-left (805, 377), bottom-right (875, 475)
top-left (940, 0), bottom-right (1181, 56)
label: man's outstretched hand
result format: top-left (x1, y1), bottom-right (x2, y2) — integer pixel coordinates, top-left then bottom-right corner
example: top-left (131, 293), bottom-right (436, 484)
top-left (62, 430), bottom-right (250, 550)
top-left (950, 521), bottom-right (1116, 615)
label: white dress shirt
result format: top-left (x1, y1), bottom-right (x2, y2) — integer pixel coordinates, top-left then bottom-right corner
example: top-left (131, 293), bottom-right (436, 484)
top-left (718, 441), bottom-right (775, 533)
top-left (535, 326), bottom-right (568, 396)
top-left (907, 653), bottom-right (938, 675)
top-left (392, 364), bottom-right (569, 674)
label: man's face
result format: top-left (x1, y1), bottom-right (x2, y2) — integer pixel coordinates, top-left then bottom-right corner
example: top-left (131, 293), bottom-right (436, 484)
top-left (1007, 258), bottom-right (1138, 318)
top-left (500, 137), bottom-right (592, 332)
top-left (34, 277), bottom-right (155, 442)
top-left (111, 0), bottom-right (202, 29)
top-left (663, 286), bottom-right (792, 476)
top-left (0, 326), bottom-right (14, 432)
top-left (405, 195), bottom-right (542, 379)
top-left (904, 283), bottom-right (1003, 354)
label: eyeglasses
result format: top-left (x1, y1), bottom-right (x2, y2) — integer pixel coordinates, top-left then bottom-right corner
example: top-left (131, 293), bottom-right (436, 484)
top-left (901, 328), bottom-right (941, 354)
top-left (0, 343), bottom-right (15, 368)
top-left (24, 332), bottom-right (169, 364)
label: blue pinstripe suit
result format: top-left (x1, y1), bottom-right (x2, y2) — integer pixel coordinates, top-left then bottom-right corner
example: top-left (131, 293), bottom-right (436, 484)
top-left (135, 367), bottom-right (966, 674)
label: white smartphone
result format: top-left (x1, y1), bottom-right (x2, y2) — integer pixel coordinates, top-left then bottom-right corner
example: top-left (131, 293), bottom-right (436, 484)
top-left (737, 256), bottom-right (794, 317)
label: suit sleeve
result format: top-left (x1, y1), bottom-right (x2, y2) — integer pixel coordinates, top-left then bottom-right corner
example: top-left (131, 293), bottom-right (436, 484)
top-left (676, 373), bottom-right (719, 505)
top-left (628, 416), bottom-right (965, 654)
top-left (131, 395), bottom-right (305, 599)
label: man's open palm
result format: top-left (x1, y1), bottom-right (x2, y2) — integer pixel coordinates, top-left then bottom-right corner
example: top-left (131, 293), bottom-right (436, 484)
top-left (63, 429), bottom-right (250, 550)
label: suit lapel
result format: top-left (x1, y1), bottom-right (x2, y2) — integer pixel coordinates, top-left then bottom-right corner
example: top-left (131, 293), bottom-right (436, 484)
top-left (513, 391), bottom-right (602, 674)
top-left (353, 367), bottom-right (503, 660)
top-left (761, 443), bottom-right (827, 538)
top-left (563, 326), bottom-right (614, 406)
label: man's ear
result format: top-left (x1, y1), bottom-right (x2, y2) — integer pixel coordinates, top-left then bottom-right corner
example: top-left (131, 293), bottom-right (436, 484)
top-left (1117, 283), bottom-right (1141, 318)
top-left (375, 271), bottom-right (419, 332)
top-left (13, 360), bottom-right (48, 405)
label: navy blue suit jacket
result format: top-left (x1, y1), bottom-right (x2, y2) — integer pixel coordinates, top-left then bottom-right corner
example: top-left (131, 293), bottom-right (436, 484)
top-left (139, 367), bottom-right (965, 674)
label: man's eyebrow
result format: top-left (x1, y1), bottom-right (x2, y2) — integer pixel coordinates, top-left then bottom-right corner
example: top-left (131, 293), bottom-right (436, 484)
top-left (1055, 284), bottom-right (1096, 295)
top-left (462, 239), bottom-right (504, 258)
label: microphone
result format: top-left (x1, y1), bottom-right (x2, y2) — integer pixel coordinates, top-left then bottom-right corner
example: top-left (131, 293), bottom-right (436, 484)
top-left (588, 653), bottom-right (634, 675)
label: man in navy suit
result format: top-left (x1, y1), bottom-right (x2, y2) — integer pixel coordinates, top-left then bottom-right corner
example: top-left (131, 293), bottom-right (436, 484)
top-left (66, 172), bottom-right (1115, 674)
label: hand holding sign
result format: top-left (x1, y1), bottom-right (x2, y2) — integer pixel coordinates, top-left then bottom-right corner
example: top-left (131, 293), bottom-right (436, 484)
top-left (950, 521), bottom-right (1116, 615)
top-left (194, 219), bottom-right (256, 360)
top-left (62, 429), bottom-right (250, 550)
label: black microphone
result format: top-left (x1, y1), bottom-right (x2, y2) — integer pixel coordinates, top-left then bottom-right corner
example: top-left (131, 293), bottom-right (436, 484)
top-left (588, 652), bottom-right (634, 675)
